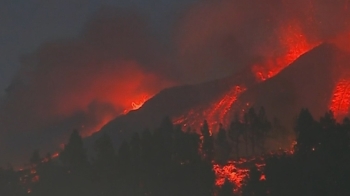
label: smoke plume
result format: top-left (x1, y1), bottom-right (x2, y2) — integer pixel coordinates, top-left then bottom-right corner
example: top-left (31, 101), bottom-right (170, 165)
top-left (3, 0), bottom-right (350, 166)
top-left (174, 0), bottom-right (350, 83)
top-left (0, 8), bottom-right (173, 166)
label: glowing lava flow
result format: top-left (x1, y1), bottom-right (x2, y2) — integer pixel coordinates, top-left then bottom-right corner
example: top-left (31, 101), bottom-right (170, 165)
top-left (213, 160), bottom-right (250, 189)
top-left (213, 157), bottom-right (266, 193)
top-left (252, 20), bottom-right (320, 81)
top-left (131, 96), bottom-right (149, 110)
top-left (330, 79), bottom-right (350, 119)
top-left (173, 85), bottom-right (246, 131)
top-left (123, 95), bottom-right (150, 114)
top-left (213, 148), bottom-right (295, 193)
top-left (205, 86), bottom-right (247, 128)
top-left (174, 21), bottom-right (320, 132)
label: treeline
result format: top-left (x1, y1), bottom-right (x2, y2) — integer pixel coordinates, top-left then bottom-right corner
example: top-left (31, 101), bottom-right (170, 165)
top-left (1, 108), bottom-right (350, 195)
top-left (212, 107), bottom-right (274, 163)
top-left (1, 106), bottom-right (277, 196)
top-left (4, 117), bottom-right (217, 196)
top-left (243, 109), bottom-right (350, 196)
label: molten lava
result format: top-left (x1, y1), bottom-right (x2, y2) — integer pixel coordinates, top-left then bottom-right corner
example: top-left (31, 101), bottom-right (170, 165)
top-left (213, 160), bottom-right (250, 189)
top-left (213, 148), bottom-right (295, 193)
top-left (174, 21), bottom-right (320, 132)
top-left (126, 95), bottom-right (151, 112)
top-left (213, 157), bottom-right (266, 193)
top-left (252, 20), bottom-right (320, 81)
top-left (330, 79), bottom-right (350, 119)
top-left (173, 85), bottom-right (246, 131)
top-left (205, 86), bottom-right (247, 128)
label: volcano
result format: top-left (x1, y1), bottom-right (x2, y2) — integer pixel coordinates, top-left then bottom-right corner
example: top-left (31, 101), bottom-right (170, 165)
top-left (86, 43), bottom-right (350, 149)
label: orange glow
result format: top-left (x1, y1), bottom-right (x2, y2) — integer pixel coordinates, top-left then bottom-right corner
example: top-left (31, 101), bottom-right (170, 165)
top-left (174, 21), bottom-right (321, 132)
top-left (213, 157), bottom-right (266, 193)
top-left (173, 85), bottom-right (246, 132)
top-left (124, 95), bottom-right (151, 113)
top-left (329, 79), bottom-right (350, 119)
top-left (51, 152), bottom-right (59, 158)
top-left (252, 20), bottom-right (320, 81)
top-left (23, 60), bottom-right (172, 138)
top-left (260, 174), bottom-right (266, 181)
top-left (206, 86), bottom-right (247, 128)
top-left (31, 175), bottom-right (39, 183)
top-left (132, 100), bottom-right (146, 110)
top-left (213, 160), bottom-right (249, 189)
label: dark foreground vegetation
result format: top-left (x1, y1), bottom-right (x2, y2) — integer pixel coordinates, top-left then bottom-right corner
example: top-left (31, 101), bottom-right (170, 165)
top-left (1, 108), bottom-right (350, 196)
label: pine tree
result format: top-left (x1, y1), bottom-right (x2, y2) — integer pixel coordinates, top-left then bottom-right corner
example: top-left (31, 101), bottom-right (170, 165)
top-left (201, 120), bottom-right (214, 160)
top-left (218, 178), bottom-right (235, 196)
top-left (30, 150), bottom-right (41, 166)
top-left (59, 130), bottom-right (88, 169)
top-left (94, 133), bottom-right (115, 178)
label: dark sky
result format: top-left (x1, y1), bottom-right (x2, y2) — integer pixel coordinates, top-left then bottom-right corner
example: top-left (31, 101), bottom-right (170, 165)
top-left (0, 0), bottom-right (198, 96)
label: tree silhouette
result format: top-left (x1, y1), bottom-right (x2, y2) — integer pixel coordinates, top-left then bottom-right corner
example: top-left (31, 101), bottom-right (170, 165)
top-left (218, 178), bottom-right (235, 196)
top-left (242, 166), bottom-right (266, 196)
top-left (229, 113), bottom-right (244, 159)
top-left (30, 150), bottom-right (41, 166)
top-left (93, 133), bottom-right (116, 184)
top-left (243, 113), bottom-right (249, 156)
top-left (247, 108), bottom-right (259, 155)
top-left (257, 107), bottom-right (271, 153)
top-left (201, 120), bottom-right (214, 160)
top-left (59, 130), bottom-right (88, 169)
top-left (216, 124), bottom-right (230, 163)
top-left (294, 108), bottom-right (318, 155)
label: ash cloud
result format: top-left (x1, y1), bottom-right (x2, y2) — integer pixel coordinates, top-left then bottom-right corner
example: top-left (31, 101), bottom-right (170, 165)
top-left (0, 7), bottom-right (173, 166)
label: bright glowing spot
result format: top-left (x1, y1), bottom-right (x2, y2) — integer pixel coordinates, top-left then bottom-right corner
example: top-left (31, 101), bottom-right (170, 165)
top-left (131, 95), bottom-right (149, 110)
top-left (173, 85), bottom-right (246, 132)
top-left (329, 79), bottom-right (350, 119)
top-left (260, 174), bottom-right (266, 181)
top-left (252, 20), bottom-right (320, 81)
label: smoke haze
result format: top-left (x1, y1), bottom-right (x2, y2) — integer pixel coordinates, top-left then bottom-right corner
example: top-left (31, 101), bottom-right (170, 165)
top-left (2, 0), bottom-right (350, 166)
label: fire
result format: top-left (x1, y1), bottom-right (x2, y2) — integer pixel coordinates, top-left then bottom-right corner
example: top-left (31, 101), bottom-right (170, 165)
top-left (213, 160), bottom-right (250, 189)
top-left (173, 85), bottom-right (246, 131)
top-left (205, 85), bottom-right (247, 129)
top-left (175, 21), bottom-right (321, 131)
top-left (213, 148), bottom-right (295, 193)
top-left (213, 157), bottom-right (266, 193)
top-left (260, 174), bottom-right (266, 181)
top-left (252, 20), bottom-right (320, 81)
top-left (128, 95), bottom-right (150, 112)
top-left (329, 79), bottom-right (350, 119)
top-left (132, 101), bottom-right (144, 110)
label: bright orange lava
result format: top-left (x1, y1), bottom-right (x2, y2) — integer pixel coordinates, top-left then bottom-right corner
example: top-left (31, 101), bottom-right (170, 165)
top-left (131, 95), bottom-right (150, 110)
top-left (252, 20), bottom-right (320, 81)
top-left (330, 79), bottom-right (350, 119)
top-left (213, 157), bottom-right (266, 193)
top-left (205, 86), bottom-right (247, 128)
top-left (173, 85), bottom-right (246, 131)
top-left (213, 160), bottom-right (250, 189)
top-left (213, 149), bottom-right (295, 193)
top-left (174, 21), bottom-right (320, 132)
